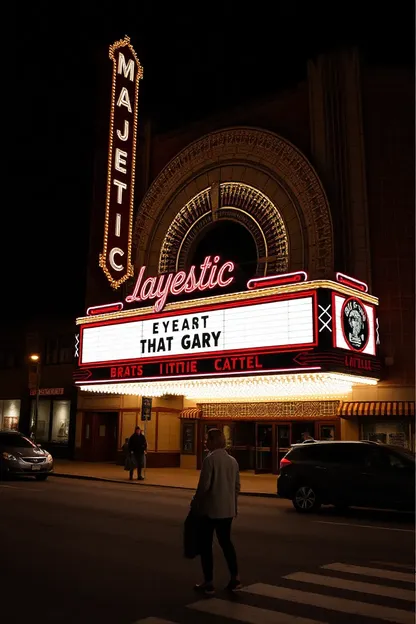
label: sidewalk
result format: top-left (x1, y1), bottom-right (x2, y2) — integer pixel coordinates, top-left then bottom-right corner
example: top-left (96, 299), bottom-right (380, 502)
top-left (52, 460), bottom-right (278, 497)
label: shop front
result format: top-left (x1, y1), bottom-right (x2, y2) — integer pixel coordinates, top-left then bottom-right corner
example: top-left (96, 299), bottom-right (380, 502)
top-left (339, 400), bottom-right (415, 452)
top-left (28, 387), bottom-right (76, 458)
top-left (74, 265), bottom-right (382, 470)
top-left (181, 401), bottom-right (340, 474)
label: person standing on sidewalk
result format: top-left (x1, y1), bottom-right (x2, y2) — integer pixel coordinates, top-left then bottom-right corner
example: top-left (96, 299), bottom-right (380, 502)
top-left (191, 428), bottom-right (241, 595)
top-left (128, 426), bottom-right (147, 480)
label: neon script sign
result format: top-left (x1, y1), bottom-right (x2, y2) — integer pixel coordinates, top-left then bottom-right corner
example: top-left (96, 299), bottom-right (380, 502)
top-left (126, 256), bottom-right (235, 312)
top-left (99, 36), bottom-right (143, 289)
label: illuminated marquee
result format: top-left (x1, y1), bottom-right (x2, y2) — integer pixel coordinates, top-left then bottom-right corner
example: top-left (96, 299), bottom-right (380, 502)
top-left (75, 274), bottom-right (381, 388)
top-left (99, 36), bottom-right (143, 289)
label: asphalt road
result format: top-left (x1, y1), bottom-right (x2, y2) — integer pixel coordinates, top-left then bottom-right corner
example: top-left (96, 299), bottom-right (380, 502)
top-left (1, 476), bottom-right (414, 624)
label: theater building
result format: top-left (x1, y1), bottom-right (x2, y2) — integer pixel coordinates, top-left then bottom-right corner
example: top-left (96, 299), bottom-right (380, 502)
top-left (73, 38), bottom-right (415, 469)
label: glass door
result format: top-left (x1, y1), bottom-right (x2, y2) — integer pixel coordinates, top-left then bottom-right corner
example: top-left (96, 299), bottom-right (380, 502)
top-left (276, 424), bottom-right (291, 473)
top-left (318, 422), bottom-right (337, 441)
top-left (255, 423), bottom-right (273, 473)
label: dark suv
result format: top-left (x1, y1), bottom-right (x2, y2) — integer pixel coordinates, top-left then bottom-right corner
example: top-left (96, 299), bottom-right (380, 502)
top-left (277, 441), bottom-right (415, 513)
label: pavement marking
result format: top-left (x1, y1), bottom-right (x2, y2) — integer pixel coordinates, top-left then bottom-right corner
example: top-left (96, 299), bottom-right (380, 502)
top-left (133, 619), bottom-right (178, 624)
top-left (314, 520), bottom-right (414, 533)
top-left (321, 563), bottom-right (415, 584)
top-left (0, 484), bottom-right (42, 491)
top-left (242, 583), bottom-right (414, 624)
top-left (371, 561), bottom-right (416, 571)
top-left (284, 571), bottom-right (415, 601)
top-left (188, 598), bottom-right (326, 624)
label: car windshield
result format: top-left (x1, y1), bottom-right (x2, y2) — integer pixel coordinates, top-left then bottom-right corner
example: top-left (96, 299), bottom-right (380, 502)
top-left (0, 434), bottom-right (36, 448)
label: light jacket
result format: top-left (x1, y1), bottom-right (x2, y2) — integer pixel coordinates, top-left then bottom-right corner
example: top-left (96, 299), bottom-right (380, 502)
top-left (192, 449), bottom-right (240, 519)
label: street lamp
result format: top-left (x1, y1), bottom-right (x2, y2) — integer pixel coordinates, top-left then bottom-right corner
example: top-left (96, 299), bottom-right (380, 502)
top-left (29, 354), bottom-right (40, 439)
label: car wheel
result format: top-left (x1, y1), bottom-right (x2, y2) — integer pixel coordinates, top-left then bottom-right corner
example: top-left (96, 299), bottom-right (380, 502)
top-left (293, 485), bottom-right (321, 513)
top-left (36, 474), bottom-right (48, 481)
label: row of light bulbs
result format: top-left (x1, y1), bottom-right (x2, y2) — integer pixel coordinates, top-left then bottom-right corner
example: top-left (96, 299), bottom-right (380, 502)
top-left (80, 372), bottom-right (377, 402)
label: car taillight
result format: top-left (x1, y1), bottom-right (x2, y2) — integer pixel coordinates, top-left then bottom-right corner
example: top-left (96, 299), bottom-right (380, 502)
top-left (280, 457), bottom-right (292, 469)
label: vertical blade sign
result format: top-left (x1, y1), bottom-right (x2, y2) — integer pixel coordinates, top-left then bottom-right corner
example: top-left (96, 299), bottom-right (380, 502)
top-left (99, 36), bottom-right (143, 289)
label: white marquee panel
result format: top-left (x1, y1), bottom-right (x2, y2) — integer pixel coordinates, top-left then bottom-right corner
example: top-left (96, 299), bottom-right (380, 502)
top-left (80, 296), bottom-right (315, 365)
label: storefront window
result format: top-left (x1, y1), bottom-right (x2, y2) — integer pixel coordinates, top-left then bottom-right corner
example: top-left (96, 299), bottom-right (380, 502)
top-left (319, 425), bottom-right (335, 441)
top-left (31, 400), bottom-right (51, 442)
top-left (51, 401), bottom-right (70, 443)
top-left (181, 421), bottom-right (196, 454)
top-left (31, 399), bottom-right (71, 444)
top-left (0, 399), bottom-right (21, 431)
top-left (361, 421), bottom-right (411, 449)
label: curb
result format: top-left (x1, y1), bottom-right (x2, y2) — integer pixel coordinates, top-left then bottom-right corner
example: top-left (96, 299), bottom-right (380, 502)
top-left (50, 472), bottom-right (278, 498)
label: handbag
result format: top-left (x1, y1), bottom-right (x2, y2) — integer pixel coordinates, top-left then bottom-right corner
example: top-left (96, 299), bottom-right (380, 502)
top-left (124, 454), bottom-right (137, 471)
top-left (183, 511), bottom-right (202, 559)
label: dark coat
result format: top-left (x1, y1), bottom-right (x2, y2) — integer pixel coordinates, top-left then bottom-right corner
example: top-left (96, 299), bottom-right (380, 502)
top-left (128, 433), bottom-right (147, 454)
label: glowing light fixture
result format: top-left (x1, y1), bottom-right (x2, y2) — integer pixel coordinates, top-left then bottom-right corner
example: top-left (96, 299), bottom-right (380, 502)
top-left (79, 372), bottom-right (377, 403)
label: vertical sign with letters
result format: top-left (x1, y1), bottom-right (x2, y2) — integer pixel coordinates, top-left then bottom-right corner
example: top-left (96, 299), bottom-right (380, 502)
top-left (141, 397), bottom-right (152, 421)
top-left (99, 36), bottom-right (143, 289)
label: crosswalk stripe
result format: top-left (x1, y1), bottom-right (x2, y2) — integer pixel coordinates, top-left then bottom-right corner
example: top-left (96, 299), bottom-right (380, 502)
top-left (321, 563), bottom-right (415, 584)
top-left (371, 562), bottom-right (416, 571)
top-left (242, 583), bottom-right (414, 624)
top-left (284, 572), bottom-right (415, 601)
top-left (188, 598), bottom-right (327, 624)
top-left (133, 618), bottom-right (177, 623)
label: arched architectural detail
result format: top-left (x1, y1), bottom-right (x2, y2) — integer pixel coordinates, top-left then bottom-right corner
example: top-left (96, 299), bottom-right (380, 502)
top-left (133, 127), bottom-right (333, 279)
top-left (158, 183), bottom-right (289, 276)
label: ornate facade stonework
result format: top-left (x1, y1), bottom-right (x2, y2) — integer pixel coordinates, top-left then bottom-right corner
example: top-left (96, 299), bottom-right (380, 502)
top-left (198, 401), bottom-right (340, 420)
top-left (132, 127), bottom-right (334, 279)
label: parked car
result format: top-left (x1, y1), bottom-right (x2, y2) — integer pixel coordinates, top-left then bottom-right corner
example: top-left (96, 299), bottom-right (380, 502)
top-left (277, 440), bottom-right (415, 513)
top-left (0, 431), bottom-right (54, 480)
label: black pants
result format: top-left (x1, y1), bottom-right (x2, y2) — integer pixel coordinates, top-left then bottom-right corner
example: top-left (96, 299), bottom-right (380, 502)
top-left (199, 517), bottom-right (238, 583)
top-left (129, 453), bottom-right (143, 479)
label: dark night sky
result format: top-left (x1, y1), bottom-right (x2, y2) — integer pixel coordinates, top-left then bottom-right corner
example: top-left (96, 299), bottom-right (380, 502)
top-left (4, 2), bottom-right (413, 323)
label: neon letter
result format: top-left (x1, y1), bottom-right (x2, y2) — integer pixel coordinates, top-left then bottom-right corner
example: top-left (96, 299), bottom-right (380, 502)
top-left (115, 213), bottom-right (121, 237)
top-left (184, 266), bottom-right (197, 293)
top-left (115, 148), bottom-right (127, 174)
top-left (109, 247), bottom-right (124, 271)
top-left (170, 271), bottom-right (187, 295)
top-left (117, 52), bottom-right (135, 81)
top-left (113, 179), bottom-right (127, 203)
top-left (117, 120), bottom-right (129, 141)
top-left (125, 266), bottom-right (145, 302)
top-left (117, 87), bottom-right (132, 113)
top-left (197, 256), bottom-right (212, 290)
top-left (217, 261), bottom-right (235, 287)
top-left (154, 273), bottom-right (174, 313)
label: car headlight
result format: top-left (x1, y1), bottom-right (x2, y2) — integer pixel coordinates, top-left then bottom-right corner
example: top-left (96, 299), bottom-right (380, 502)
top-left (2, 452), bottom-right (17, 461)
top-left (46, 453), bottom-right (53, 463)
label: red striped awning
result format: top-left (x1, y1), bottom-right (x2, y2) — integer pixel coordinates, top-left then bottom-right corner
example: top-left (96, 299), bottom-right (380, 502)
top-left (180, 407), bottom-right (201, 419)
top-left (338, 401), bottom-right (415, 418)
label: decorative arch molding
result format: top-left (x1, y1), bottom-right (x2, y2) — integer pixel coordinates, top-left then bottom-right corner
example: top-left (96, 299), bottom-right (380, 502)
top-left (133, 127), bottom-right (333, 279)
top-left (158, 183), bottom-right (289, 276)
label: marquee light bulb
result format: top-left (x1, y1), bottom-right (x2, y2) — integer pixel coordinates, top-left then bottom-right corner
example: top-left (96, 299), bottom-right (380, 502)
top-left (79, 372), bottom-right (377, 402)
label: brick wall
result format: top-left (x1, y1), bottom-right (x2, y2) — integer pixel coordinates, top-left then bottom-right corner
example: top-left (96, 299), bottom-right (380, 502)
top-left (362, 66), bottom-right (415, 386)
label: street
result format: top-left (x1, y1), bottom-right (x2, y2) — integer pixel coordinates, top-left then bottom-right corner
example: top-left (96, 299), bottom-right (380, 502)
top-left (1, 477), bottom-right (414, 624)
